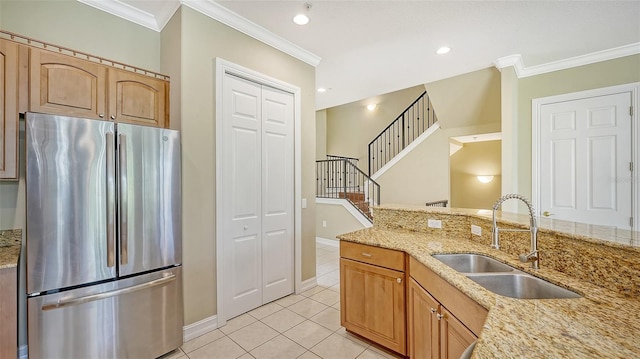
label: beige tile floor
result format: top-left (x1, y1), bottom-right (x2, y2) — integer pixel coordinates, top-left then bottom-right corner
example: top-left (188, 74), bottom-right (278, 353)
top-left (160, 240), bottom-right (402, 359)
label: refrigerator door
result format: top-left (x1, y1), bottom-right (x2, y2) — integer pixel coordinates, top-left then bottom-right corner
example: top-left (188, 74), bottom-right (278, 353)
top-left (26, 113), bottom-right (117, 294)
top-left (116, 123), bottom-right (181, 276)
top-left (28, 267), bottom-right (183, 359)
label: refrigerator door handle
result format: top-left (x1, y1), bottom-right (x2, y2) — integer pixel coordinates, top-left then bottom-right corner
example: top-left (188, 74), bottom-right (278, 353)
top-left (119, 133), bottom-right (128, 265)
top-left (106, 132), bottom-right (116, 267)
top-left (41, 274), bottom-right (176, 311)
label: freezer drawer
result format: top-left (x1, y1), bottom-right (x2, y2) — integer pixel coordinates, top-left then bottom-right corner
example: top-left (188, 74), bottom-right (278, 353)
top-left (28, 267), bottom-right (183, 359)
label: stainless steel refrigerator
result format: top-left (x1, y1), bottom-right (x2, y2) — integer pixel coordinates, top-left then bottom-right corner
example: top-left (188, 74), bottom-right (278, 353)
top-left (25, 113), bottom-right (183, 359)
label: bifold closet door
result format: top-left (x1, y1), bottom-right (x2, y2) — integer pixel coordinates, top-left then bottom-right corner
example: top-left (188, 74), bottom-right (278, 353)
top-left (222, 74), bottom-right (294, 320)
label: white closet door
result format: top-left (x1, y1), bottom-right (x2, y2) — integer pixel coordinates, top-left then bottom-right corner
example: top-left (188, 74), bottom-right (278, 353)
top-left (539, 92), bottom-right (632, 228)
top-left (261, 86), bottom-right (294, 303)
top-left (222, 75), bottom-right (263, 319)
top-left (222, 74), bottom-right (295, 320)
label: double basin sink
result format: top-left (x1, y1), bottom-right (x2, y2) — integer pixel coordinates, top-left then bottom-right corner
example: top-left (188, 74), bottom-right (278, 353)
top-left (432, 254), bottom-right (581, 299)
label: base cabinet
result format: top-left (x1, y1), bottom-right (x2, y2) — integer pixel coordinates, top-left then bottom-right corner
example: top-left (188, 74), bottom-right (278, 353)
top-left (408, 257), bottom-right (487, 359)
top-left (340, 242), bottom-right (406, 355)
top-left (0, 267), bottom-right (17, 358)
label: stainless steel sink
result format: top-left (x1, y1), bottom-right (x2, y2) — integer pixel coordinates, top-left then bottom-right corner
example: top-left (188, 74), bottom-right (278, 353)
top-left (431, 253), bottom-right (582, 299)
top-left (467, 274), bottom-right (582, 299)
top-left (432, 254), bottom-right (515, 273)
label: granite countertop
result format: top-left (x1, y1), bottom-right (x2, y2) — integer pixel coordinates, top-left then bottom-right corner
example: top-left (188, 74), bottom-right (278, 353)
top-left (337, 227), bottom-right (640, 358)
top-left (0, 229), bottom-right (22, 269)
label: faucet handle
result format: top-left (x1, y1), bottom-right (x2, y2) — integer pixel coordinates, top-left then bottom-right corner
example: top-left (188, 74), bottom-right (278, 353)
top-left (519, 251), bottom-right (539, 263)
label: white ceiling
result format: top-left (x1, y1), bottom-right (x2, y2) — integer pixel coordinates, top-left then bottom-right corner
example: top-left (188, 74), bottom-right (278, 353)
top-left (84, 0), bottom-right (640, 110)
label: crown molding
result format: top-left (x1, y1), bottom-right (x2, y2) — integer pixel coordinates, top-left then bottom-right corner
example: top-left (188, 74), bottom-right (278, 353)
top-left (77, 0), bottom-right (179, 32)
top-left (495, 42), bottom-right (640, 78)
top-left (181, 0), bottom-right (321, 67)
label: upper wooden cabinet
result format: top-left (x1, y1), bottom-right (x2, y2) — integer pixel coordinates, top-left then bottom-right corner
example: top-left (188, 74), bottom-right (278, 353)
top-left (29, 47), bottom-right (168, 127)
top-left (0, 39), bottom-right (20, 180)
top-left (109, 69), bottom-right (167, 128)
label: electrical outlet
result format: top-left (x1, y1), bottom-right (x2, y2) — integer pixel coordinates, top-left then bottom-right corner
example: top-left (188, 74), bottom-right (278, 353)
top-left (322, 220), bottom-right (327, 228)
top-left (428, 219), bottom-right (442, 229)
top-left (471, 224), bottom-right (482, 236)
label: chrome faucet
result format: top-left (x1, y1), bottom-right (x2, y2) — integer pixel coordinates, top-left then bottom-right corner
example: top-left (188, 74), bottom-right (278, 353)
top-left (491, 194), bottom-right (539, 269)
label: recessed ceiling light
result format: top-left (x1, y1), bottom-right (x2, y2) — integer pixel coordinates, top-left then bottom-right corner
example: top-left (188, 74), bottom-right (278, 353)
top-left (317, 87), bottom-right (327, 93)
top-left (436, 46), bottom-right (451, 55)
top-left (293, 14), bottom-right (309, 25)
top-left (293, 2), bottom-right (312, 25)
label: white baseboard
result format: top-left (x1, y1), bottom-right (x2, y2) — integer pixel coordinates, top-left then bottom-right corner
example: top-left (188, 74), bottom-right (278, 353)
top-left (183, 315), bottom-right (218, 342)
top-left (316, 237), bottom-right (339, 247)
top-left (298, 276), bottom-right (317, 293)
top-left (18, 345), bottom-right (27, 359)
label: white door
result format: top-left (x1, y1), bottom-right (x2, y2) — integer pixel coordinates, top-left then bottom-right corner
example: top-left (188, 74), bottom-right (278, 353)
top-left (222, 74), bottom-right (294, 320)
top-left (539, 92), bottom-right (632, 228)
top-left (261, 86), bottom-right (294, 303)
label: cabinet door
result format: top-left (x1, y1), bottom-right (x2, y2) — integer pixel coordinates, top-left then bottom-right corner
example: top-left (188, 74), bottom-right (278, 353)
top-left (439, 307), bottom-right (476, 359)
top-left (408, 278), bottom-right (440, 359)
top-left (0, 39), bottom-right (19, 179)
top-left (29, 48), bottom-right (107, 119)
top-left (340, 258), bottom-right (406, 355)
top-left (109, 69), bottom-right (167, 128)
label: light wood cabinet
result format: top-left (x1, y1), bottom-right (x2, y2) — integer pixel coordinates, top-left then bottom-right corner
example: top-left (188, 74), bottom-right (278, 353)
top-left (0, 39), bottom-right (20, 180)
top-left (29, 47), bottom-right (168, 127)
top-left (0, 267), bottom-right (17, 358)
top-left (408, 257), bottom-right (487, 359)
top-left (109, 68), bottom-right (167, 128)
top-left (340, 241), bottom-right (406, 355)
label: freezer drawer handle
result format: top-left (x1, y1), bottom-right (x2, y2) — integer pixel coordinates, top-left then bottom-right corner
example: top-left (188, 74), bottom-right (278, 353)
top-left (41, 274), bottom-right (176, 311)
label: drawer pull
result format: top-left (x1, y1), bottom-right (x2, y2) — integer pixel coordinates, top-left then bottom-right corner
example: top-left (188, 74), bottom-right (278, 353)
top-left (361, 252), bottom-right (373, 257)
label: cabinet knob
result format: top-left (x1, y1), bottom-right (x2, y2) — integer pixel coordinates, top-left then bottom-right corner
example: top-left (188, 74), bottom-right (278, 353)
top-left (430, 308), bottom-right (437, 314)
top-left (396, 278), bottom-right (402, 284)
top-left (99, 113), bottom-right (105, 118)
top-left (110, 115), bottom-right (116, 120)
top-left (243, 225), bottom-right (249, 230)
top-left (437, 313), bottom-right (444, 320)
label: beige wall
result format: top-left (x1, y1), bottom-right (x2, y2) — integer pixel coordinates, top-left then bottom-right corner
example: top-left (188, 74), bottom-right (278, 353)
top-left (450, 140), bottom-right (502, 209)
top-left (176, 7), bottom-right (316, 326)
top-left (160, 7), bottom-right (182, 131)
top-left (512, 54), bottom-right (640, 201)
top-left (0, 0), bottom-right (161, 71)
top-left (326, 85), bottom-right (425, 164)
top-left (316, 202), bottom-right (366, 240)
top-left (316, 109), bottom-right (327, 160)
top-left (426, 67), bottom-right (501, 130)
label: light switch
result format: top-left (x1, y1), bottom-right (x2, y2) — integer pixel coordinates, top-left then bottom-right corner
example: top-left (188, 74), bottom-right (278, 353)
top-left (471, 225), bottom-right (482, 236)
top-left (428, 219), bottom-right (442, 228)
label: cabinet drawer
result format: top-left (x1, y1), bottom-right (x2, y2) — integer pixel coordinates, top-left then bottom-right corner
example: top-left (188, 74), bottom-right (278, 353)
top-left (340, 241), bottom-right (405, 271)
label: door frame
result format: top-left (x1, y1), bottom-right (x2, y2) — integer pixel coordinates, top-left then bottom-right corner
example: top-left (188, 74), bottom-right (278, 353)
top-left (214, 58), bottom-right (302, 327)
top-left (532, 82), bottom-right (639, 229)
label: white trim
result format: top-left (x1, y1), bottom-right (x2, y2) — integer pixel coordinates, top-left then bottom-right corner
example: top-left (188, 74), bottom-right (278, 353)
top-left (316, 237), bottom-right (340, 247)
top-left (371, 122), bottom-right (440, 180)
top-left (77, 0), bottom-right (180, 31)
top-left (495, 43), bottom-right (640, 78)
top-left (299, 276), bottom-right (318, 294)
top-left (532, 82), bottom-right (640, 230)
top-left (183, 315), bottom-right (218, 342)
top-left (315, 198), bottom-right (374, 228)
top-left (215, 58), bottom-right (302, 328)
top-left (18, 345), bottom-right (27, 359)
top-left (182, 0), bottom-right (321, 67)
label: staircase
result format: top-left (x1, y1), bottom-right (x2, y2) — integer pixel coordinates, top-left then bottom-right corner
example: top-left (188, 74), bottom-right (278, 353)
top-left (368, 91), bottom-right (438, 176)
top-left (316, 155), bottom-right (380, 221)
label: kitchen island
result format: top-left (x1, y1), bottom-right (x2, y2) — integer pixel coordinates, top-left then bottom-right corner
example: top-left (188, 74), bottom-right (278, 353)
top-left (0, 229), bottom-right (20, 359)
top-left (337, 205), bottom-right (640, 358)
